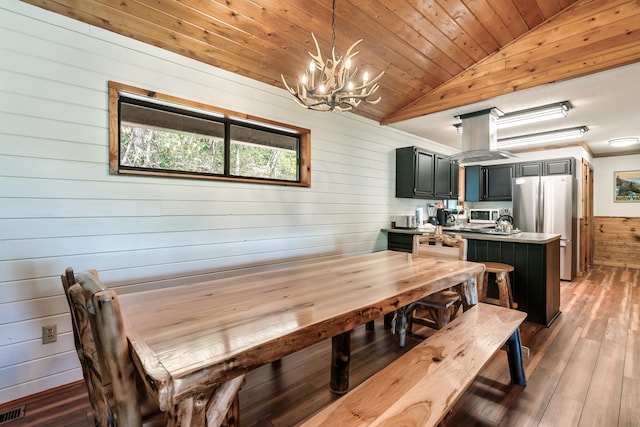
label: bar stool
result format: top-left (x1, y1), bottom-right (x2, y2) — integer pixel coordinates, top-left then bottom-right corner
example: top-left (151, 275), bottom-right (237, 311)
top-left (400, 234), bottom-right (468, 338)
top-left (480, 262), bottom-right (515, 309)
top-left (480, 262), bottom-right (529, 359)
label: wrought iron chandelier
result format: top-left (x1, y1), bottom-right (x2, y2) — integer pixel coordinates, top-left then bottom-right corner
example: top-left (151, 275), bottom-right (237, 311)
top-left (281, 0), bottom-right (384, 112)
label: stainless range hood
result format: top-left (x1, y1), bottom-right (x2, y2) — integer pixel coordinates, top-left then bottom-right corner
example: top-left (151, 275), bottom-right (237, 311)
top-left (448, 108), bottom-right (516, 164)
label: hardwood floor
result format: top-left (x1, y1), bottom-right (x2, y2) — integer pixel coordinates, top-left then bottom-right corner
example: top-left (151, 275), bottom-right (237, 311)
top-left (2, 265), bottom-right (638, 426)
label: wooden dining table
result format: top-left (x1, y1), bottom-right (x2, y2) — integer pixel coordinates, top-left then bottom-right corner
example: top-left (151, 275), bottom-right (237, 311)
top-left (117, 250), bottom-right (486, 426)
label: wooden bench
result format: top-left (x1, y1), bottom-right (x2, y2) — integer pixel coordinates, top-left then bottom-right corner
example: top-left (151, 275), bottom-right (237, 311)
top-left (301, 303), bottom-right (527, 427)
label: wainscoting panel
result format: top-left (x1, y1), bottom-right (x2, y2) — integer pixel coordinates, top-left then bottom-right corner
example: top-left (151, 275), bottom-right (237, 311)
top-left (593, 216), bottom-right (640, 269)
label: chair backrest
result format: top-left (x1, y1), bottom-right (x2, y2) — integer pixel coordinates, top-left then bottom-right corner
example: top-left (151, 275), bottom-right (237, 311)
top-left (62, 268), bottom-right (143, 426)
top-left (412, 233), bottom-right (468, 261)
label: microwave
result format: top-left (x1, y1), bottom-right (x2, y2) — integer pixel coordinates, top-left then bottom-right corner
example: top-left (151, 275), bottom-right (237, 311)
top-left (469, 209), bottom-right (500, 223)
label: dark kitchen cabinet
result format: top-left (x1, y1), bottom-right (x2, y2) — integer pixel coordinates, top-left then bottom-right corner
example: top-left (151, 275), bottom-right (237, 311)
top-left (396, 147), bottom-right (458, 199)
top-left (396, 146), bottom-right (435, 198)
top-left (434, 155), bottom-right (459, 199)
top-left (544, 157), bottom-right (574, 176)
top-left (465, 164), bottom-right (514, 201)
top-left (387, 232), bottom-right (414, 252)
top-left (466, 237), bottom-right (560, 327)
top-left (451, 161), bottom-right (460, 199)
top-left (516, 161), bottom-right (543, 177)
top-left (485, 164), bottom-right (513, 200)
top-left (516, 157), bottom-right (575, 177)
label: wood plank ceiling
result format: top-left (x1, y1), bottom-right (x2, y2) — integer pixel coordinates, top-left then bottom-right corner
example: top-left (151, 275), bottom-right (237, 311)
top-left (20, 0), bottom-right (640, 125)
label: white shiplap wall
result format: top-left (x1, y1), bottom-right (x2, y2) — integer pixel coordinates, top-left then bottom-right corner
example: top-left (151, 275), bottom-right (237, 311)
top-left (0, 1), bottom-right (453, 403)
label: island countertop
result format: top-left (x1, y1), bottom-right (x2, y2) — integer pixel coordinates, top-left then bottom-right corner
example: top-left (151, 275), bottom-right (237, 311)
top-left (381, 228), bottom-right (561, 244)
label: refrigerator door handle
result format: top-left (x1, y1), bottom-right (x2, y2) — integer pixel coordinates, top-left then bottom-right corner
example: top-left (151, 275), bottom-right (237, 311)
top-left (537, 179), bottom-right (544, 233)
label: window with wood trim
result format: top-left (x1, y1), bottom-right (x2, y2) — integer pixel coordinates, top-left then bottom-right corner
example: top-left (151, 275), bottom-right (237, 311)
top-left (108, 81), bottom-right (311, 187)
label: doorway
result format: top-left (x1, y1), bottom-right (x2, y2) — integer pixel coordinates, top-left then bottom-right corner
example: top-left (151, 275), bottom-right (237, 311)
top-left (579, 158), bottom-right (594, 275)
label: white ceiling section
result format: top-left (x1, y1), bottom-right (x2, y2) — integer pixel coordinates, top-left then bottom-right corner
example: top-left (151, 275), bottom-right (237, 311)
top-left (389, 62), bottom-right (640, 157)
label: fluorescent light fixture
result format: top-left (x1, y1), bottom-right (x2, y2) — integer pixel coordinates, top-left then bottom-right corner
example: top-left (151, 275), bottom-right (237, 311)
top-left (453, 101), bottom-right (571, 133)
top-left (497, 102), bottom-right (571, 129)
top-left (608, 137), bottom-right (639, 147)
top-left (497, 126), bottom-right (588, 148)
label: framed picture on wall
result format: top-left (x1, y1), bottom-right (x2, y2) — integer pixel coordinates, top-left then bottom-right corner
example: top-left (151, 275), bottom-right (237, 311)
top-left (614, 170), bottom-right (640, 202)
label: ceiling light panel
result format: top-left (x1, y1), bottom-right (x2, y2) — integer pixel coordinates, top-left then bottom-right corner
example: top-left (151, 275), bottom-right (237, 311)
top-left (497, 101), bottom-right (571, 129)
top-left (497, 126), bottom-right (588, 148)
top-left (608, 137), bottom-right (639, 147)
top-left (453, 101), bottom-right (572, 133)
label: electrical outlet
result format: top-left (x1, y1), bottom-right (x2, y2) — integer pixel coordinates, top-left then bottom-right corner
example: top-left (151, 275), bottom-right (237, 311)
top-left (42, 324), bottom-right (57, 344)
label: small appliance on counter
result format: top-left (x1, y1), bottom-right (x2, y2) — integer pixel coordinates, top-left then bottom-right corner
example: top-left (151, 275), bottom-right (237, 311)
top-left (469, 208), bottom-right (501, 224)
top-left (444, 208), bottom-right (520, 234)
top-left (415, 207), bottom-right (424, 226)
top-left (496, 214), bottom-right (514, 231)
top-left (394, 215), bottom-right (418, 229)
top-left (426, 204), bottom-right (437, 226)
top-left (436, 208), bottom-right (457, 227)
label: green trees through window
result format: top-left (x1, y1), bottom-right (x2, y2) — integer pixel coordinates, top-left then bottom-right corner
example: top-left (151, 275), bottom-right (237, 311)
top-left (120, 125), bottom-right (225, 174)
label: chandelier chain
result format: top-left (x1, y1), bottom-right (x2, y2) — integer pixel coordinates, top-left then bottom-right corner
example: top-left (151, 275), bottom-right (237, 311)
top-left (331, 0), bottom-right (336, 52)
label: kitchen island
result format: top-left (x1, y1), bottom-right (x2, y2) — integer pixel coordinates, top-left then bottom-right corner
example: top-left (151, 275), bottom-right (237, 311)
top-left (382, 228), bottom-right (561, 326)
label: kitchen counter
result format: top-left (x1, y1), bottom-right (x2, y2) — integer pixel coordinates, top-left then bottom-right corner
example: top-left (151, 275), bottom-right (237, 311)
top-left (381, 227), bottom-right (561, 327)
top-left (381, 227), bottom-right (561, 244)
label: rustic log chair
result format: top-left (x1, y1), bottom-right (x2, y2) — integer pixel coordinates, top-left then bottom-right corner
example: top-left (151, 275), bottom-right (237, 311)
top-left (408, 233), bottom-right (469, 331)
top-left (61, 267), bottom-right (243, 426)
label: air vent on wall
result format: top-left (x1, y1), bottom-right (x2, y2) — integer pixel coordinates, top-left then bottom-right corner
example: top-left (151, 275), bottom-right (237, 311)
top-left (0, 406), bottom-right (25, 424)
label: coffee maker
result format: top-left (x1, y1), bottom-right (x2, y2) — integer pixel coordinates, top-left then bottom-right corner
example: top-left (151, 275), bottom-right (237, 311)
top-left (436, 208), bottom-right (455, 226)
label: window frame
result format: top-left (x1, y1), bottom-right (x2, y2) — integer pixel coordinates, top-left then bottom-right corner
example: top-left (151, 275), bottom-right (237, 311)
top-left (108, 81), bottom-right (311, 187)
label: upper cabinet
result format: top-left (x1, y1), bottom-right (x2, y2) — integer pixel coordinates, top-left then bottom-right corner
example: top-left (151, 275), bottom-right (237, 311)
top-left (396, 146), bottom-right (434, 198)
top-left (516, 158), bottom-right (575, 177)
top-left (435, 154), bottom-right (459, 199)
top-left (465, 164), bottom-right (514, 201)
top-left (544, 158), bottom-right (575, 176)
top-left (396, 147), bottom-right (458, 199)
top-left (516, 161), bottom-right (543, 177)
top-left (485, 164), bottom-right (514, 200)
top-left (465, 157), bottom-right (576, 202)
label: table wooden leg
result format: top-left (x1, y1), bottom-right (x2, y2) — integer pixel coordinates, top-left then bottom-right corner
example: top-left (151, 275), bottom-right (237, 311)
top-left (167, 394), bottom-right (207, 427)
top-left (455, 275), bottom-right (479, 310)
top-left (207, 376), bottom-right (245, 427)
top-left (365, 320), bottom-right (375, 330)
top-left (330, 331), bottom-right (351, 394)
top-left (166, 375), bottom-right (245, 427)
top-left (478, 271), bottom-right (489, 303)
top-left (383, 312), bottom-right (394, 328)
top-left (505, 328), bottom-right (527, 386)
top-left (390, 304), bottom-right (414, 348)
top-left (220, 395), bottom-right (240, 427)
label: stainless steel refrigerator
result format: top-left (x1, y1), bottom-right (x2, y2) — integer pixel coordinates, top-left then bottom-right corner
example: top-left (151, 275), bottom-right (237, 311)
top-left (512, 175), bottom-right (575, 280)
